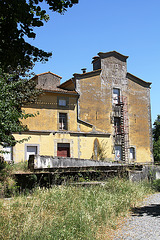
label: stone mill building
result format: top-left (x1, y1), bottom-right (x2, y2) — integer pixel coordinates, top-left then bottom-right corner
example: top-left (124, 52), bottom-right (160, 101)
top-left (4, 51), bottom-right (153, 164)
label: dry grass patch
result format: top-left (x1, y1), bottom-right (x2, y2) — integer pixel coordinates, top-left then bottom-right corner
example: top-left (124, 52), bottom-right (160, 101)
top-left (0, 178), bottom-right (154, 240)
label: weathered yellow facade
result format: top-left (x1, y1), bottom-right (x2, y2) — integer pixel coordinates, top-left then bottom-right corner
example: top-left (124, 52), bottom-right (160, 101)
top-left (5, 51), bottom-right (153, 164)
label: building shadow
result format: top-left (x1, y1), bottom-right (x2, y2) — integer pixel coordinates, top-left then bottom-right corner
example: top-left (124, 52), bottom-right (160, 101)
top-left (131, 204), bottom-right (160, 217)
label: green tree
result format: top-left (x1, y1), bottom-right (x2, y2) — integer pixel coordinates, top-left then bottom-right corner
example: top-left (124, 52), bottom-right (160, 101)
top-left (153, 115), bottom-right (160, 162)
top-left (0, 69), bottom-right (41, 147)
top-left (0, 0), bottom-right (78, 148)
top-left (0, 0), bottom-right (78, 72)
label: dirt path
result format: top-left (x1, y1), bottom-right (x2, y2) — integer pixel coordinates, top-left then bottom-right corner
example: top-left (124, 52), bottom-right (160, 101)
top-left (113, 193), bottom-right (160, 240)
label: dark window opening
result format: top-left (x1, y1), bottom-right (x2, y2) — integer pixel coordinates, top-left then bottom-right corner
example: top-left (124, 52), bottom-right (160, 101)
top-left (59, 113), bottom-right (67, 130)
top-left (114, 117), bottom-right (121, 134)
top-left (57, 143), bottom-right (70, 157)
top-left (130, 147), bottom-right (135, 160)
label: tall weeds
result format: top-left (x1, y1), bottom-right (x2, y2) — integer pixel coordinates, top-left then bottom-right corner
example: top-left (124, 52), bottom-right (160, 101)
top-left (0, 178), bottom-right (154, 240)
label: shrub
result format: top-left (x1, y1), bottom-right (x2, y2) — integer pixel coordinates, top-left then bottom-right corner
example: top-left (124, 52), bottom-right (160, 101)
top-left (0, 159), bottom-right (17, 197)
top-left (152, 179), bottom-right (160, 191)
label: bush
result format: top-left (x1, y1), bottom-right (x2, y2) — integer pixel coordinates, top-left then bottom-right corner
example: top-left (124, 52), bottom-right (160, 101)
top-left (0, 159), bottom-right (17, 198)
top-left (152, 179), bottom-right (160, 191)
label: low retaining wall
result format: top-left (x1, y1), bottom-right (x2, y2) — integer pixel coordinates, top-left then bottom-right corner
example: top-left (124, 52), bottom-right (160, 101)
top-left (129, 165), bottom-right (160, 181)
top-left (28, 155), bottom-right (160, 182)
top-left (28, 155), bottom-right (122, 170)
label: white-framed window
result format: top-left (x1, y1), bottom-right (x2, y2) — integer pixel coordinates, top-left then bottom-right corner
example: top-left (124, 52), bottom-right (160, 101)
top-left (59, 99), bottom-right (67, 106)
top-left (3, 146), bottom-right (13, 162)
top-left (25, 144), bottom-right (39, 161)
top-left (130, 147), bottom-right (135, 160)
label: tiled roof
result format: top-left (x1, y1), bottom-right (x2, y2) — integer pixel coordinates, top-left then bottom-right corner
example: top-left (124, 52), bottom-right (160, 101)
top-left (31, 71), bottom-right (62, 80)
top-left (58, 79), bottom-right (74, 88)
top-left (43, 88), bottom-right (79, 95)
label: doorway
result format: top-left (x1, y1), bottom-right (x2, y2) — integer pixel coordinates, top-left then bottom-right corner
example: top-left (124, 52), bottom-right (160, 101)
top-left (57, 143), bottom-right (70, 157)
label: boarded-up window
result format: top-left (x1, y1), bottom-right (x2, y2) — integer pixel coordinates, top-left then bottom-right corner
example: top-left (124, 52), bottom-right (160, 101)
top-left (57, 143), bottom-right (70, 157)
top-left (57, 97), bottom-right (69, 108)
top-left (59, 99), bottom-right (67, 106)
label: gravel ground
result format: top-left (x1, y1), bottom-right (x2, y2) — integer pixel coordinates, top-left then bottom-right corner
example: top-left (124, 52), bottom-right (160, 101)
top-left (114, 193), bottom-right (160, 240)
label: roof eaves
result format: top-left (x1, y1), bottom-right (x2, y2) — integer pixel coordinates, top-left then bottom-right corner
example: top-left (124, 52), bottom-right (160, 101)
top-left (73, 69), bottom-right (101, 79)
top-left (98, 51), bottom-right (128, 62)
top-left (127, 72), bottom-right (152, 87)
top-left (43, 89), bottom-right (79, 96)
top-left (31, 71), bottom-right (62, 80)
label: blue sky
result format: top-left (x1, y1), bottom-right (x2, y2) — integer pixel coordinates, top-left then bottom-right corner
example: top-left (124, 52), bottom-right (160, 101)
top-left (28, 0), bottom-right (160, 124)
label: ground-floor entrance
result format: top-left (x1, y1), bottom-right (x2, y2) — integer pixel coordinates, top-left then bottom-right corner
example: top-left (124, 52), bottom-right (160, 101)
top-left (57, 143), bottom-right (70, 157)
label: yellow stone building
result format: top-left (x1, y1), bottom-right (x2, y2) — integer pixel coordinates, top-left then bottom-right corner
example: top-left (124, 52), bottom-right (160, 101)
top-left (5, 51), bottom-right (153, 164)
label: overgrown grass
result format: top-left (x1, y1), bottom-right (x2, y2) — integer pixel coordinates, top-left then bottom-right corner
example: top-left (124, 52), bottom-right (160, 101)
top-left (11, 161), bottom-right (28, 173)
top-left (0, 161), bottom-right (29, 198)
top-left (0, 178), bottom-right (154, 240)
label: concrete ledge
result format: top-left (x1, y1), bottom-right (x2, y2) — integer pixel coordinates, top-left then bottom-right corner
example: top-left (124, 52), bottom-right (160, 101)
top-left (28, 155), bottom-right (123, 170)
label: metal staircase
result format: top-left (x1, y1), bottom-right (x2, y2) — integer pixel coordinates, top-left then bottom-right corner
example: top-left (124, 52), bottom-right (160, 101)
top-left (120, 96), bottom-right (129, 162)
top-left (113, 96), bottom-right (129, 162)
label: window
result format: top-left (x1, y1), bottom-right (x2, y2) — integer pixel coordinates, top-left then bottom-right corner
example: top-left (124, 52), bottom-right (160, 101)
top-left (57, 97), bottom-right (69, 107)
top-left (25, 145), bottom-right (39, 161)
top-left (130, 147), bottom-right (135, 160)
top-left (59, 99), bottom-right (67, 106)
top-left (114, 117), bottom-right (121, 134)
top-left (113, 88), bottom-right (120, 104)
top-left (57, 143), bottom-right (70, 157)
top-left (59, 113), bottom-right (67, 130)
top-left (115, 145), bottom-right (122, 161)
top-left (3, 146), bottom-right (13, 162)
top-left (93, 138), bottom-right (99, 159)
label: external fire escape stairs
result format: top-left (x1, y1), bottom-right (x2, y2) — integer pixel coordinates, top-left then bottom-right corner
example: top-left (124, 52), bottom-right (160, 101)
top-left (112, 96), bottom-right (130, 163)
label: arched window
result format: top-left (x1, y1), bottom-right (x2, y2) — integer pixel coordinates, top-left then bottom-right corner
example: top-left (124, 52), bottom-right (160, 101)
top-left (94, 138), bottom-right (99, 159)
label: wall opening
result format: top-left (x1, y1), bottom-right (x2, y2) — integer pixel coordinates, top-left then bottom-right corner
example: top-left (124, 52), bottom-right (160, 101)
top-left (130, 147), bottom-right (135, 160)
top-left (26, 146), bottom-right (37, 161)
top-left (114, 117), bottom-right (121, 134)
top-left (115, 145), bottom-right (122, 161)
top-left (57, 143), bottom-right (70, 157)
top-left (113, 88), bottom-right (120, 104)
top-left (59, 113), bottom-right (68, 130)
top-left (3, 146), bottom-right (13, 162)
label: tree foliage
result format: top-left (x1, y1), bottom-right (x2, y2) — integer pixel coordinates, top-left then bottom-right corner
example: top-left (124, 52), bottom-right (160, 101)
top-left (153, 115), bottom-right (160, 162)
top-left (0, 0), bottom-right (78, 148)
top-left (0, 69), bottom-right (41, 147)
top-left (0, 0), bottom-right (78, 72)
